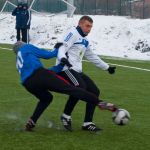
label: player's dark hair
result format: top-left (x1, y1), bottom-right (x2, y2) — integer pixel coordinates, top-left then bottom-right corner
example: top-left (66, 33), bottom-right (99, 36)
top-left (13, 41), bottom-right (26, 54)
top-left (79, 16), bottom-right (93, 23)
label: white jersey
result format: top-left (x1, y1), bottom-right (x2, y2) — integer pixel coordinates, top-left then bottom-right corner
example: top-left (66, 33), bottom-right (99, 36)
top-left (57, 27), bottom-right (109, 73)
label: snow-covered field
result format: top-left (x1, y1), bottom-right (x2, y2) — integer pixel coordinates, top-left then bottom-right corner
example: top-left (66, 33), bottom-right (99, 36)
top-left (1, 13), bottom-right (150, 60)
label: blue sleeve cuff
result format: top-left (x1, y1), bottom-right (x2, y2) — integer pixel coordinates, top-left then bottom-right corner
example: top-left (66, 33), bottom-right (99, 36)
top-left (48, 64), bottom-right (64, 73)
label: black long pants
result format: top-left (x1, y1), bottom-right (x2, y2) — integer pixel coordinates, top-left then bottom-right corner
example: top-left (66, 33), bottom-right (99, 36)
top-left (23, 68), bottom-right (101, 123)
top-left (16, 28), bottom-right (29, 43)
top-left (58, 69), bottom-right (100, 122)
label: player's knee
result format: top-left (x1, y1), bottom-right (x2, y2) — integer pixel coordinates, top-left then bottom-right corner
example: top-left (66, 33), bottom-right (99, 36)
top-left (39, 93), bottom-right (53, 105)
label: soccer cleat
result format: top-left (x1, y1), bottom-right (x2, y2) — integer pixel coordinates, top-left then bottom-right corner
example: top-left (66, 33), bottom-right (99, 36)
top-left (82, 123), bottom-right (102, 132)
top-left (98, 102), bottom-right (118, 112)
top-left (25, 118), bottom-right (35, 131)
top-left (60, 115), bottom-right (72, 131)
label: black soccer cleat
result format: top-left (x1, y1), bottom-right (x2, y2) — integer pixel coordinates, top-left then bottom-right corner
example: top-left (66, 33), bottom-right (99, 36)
top-left (60, 115), bottom-right (72, 132)
top-left (82, 123), bottom-right (102, 133)
top-left (25, 118), bottom-right (35, 131)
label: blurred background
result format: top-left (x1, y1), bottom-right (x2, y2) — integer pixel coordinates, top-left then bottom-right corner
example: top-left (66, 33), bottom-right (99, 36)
top-left (1, 0), bottom-right (150, 19)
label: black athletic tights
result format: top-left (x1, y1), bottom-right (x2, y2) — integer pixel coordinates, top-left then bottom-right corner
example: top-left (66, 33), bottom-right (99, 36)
top-left (23, 68), bottom-right (101, 123)
top-left (58, 69), bottom-right (100, 122)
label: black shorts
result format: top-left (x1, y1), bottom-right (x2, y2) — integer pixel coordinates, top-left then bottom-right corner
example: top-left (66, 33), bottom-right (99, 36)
top-left (58, 69), bottom-right (100, 96)
top-left (23, 68), bottom-right (100, 105)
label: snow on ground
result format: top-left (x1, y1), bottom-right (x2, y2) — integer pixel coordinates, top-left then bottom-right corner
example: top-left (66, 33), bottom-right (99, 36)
top-left (0, 13), bottom-right (150, 60)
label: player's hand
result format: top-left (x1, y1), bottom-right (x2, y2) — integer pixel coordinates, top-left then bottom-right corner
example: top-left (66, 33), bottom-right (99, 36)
top-left (54, 43), bottom-right (63, 49)
top-left (108, 66), bottom-right (116, 74)
top-left (60, 58), bottom-right (72, 68)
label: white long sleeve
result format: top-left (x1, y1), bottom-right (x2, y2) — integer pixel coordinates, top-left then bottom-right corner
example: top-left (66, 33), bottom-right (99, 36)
top-left (84, 47), bottom-right (109, 70)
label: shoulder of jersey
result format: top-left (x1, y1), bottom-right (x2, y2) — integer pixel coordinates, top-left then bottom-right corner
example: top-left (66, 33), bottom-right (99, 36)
top-left (64, 27), bottom-right (78, 42)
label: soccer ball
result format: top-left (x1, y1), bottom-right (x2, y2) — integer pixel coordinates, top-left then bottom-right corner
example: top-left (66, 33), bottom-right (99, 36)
top-left (112, 109), bottom-right (130, 125)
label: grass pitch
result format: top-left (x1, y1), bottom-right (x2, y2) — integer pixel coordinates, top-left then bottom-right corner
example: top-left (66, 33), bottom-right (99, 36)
top-left (0, 44), bottom-right (150, 150)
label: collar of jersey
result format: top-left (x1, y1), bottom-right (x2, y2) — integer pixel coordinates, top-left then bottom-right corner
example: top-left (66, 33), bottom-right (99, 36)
top-left (76, 26), bottom-right (87, 37)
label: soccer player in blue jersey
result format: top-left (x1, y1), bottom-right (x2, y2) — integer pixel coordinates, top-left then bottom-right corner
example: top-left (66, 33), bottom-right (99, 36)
top-left (13, 41), bottom-right (117, 131)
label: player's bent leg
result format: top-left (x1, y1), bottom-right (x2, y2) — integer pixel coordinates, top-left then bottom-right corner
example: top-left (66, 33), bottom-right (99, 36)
top-left (30, 91), bottom-right (53, 122)
top-left (24, 89), bottom-right (53, 131)
top-left (43, 70), bottom-right (100, 105)
top-left (46, 70), bottom-right (118, 111)
top-left (23, 68), bottom-right (99, 131)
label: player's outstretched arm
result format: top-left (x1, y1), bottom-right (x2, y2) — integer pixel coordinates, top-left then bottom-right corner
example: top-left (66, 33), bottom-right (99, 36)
top-left (29, 45), bottom-right (58, 59)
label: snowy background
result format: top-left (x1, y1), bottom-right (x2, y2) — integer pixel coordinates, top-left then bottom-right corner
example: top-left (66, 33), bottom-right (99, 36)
top-left (1, 13), bottom-right (150, 60)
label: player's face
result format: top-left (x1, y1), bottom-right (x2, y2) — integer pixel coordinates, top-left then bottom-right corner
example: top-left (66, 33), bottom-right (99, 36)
top-left (79, 20), bottom-right (93, 35)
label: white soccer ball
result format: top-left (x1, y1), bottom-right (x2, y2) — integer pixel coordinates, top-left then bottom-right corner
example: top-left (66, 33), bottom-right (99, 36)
top-left (112, 109), bottom-right (130, 125)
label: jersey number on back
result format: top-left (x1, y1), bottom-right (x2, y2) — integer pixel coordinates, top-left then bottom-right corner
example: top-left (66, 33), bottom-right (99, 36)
top-left (16, 51), bottom-right (24, 74)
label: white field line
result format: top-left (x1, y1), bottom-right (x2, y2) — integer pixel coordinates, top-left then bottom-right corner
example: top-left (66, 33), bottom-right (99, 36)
top-left (109, 63), bottom-right (150, 72)
top-left (0, 46), bottom-right (12, 50)
top-left (1, 47), bottom-right (150, 72)
top-left (83, 60), bottom-right (150, 72)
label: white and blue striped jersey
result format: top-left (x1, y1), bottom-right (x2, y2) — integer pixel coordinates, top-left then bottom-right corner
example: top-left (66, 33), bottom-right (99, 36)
top-left (57, 26), bottom-right (109, 73)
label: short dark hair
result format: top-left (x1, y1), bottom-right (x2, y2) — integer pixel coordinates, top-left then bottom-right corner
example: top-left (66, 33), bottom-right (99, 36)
top-left (79, 16), bottom-right (93, 23)
top-left (13, 41), bottom-right (26, 54)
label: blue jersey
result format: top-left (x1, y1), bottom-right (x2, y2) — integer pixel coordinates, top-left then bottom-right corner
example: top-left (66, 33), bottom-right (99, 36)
top-left (16, 44), bottom-right (58, 83)
top-left (49, 63), bottom-right (64, 73)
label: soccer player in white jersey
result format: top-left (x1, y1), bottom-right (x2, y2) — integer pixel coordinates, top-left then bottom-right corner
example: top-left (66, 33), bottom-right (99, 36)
top-left (55, 16), bottom-right (116, 132)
